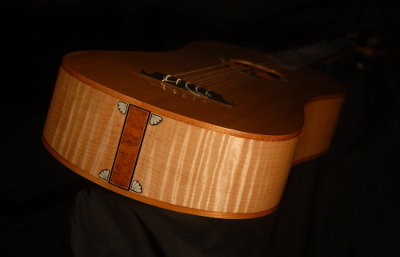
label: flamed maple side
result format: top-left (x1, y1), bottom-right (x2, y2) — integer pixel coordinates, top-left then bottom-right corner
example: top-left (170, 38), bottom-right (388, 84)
top-left (42, 41), bottom-right (345, 219)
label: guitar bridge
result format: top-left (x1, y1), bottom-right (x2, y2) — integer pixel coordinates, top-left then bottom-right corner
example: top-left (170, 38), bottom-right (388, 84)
top-left (140, 70), bottom-right (234, 106)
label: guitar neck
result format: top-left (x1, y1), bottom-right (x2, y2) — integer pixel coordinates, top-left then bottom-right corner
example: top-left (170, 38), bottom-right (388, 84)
top-left (268, 38), bottom-right (356, 69)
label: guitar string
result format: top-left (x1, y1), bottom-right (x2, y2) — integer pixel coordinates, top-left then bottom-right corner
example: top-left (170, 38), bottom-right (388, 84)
top-left (173, 53), bottom-right (279, 80)
top-left (193, 71), bottom-right (249, 91)
top-left (174, 48), bottom-right (306, 81)
top-left (206, 73), bottom-right (263, 94)
top-left (173, 38), bottom-right (350, 81)
top-left (176, 55), bottom-right (282, 86)
top-left (172, 63), bottom-right (227, 77)
top-left (170, 41), bottom-right (349, 94)
top-left (196, 45), bottom-right (337, 91)
top-left (193, 53), bottom-right (302, 92)
top-left (179, 50), bottom-right (304, 83)
top-left (178, 65), bottom-right (236, 82)
top-left (198, 58), bottom-right (301, 92)
top-left (197, 57), bottom-right (289, 91)
top-left (179, 55), bottom-right (290, 92)
top-left (171, 53), bottom-right (269, 77)
top-left (182, 67), bottom-right (244, 86)
top-left (220, 79), bottom-right (265, 95)
top-left (213, 64), bottom-right (275, 94)
top-left (176, 55), bottom-right (279, 80)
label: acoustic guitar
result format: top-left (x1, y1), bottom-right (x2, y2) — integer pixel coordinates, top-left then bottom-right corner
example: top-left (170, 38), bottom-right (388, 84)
top-left (43, 40), bottom-right (349, 219)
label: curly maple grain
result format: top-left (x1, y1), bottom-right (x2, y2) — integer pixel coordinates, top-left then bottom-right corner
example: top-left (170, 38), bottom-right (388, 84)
top-left (43, 42), bottom-right (345, 218)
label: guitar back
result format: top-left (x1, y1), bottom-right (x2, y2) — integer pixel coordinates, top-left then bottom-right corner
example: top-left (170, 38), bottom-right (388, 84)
top-left (43, 41), bottom-right (345, 218)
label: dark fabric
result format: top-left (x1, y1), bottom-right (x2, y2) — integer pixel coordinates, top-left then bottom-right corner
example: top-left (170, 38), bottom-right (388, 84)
top-left (2, 0), bottom-right (400, 256)
top-left (68, 158), bottom-right (324, 257)
top-left (70, 184), bottom-right (277, 257)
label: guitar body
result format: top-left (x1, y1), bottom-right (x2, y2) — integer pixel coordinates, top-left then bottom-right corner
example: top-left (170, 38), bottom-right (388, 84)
top-left (43, 41), bottom-right (345, 218)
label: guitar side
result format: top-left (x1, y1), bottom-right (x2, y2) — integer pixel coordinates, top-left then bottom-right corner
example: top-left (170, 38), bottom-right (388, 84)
top-left (42, 42), bottom-right (345, 218)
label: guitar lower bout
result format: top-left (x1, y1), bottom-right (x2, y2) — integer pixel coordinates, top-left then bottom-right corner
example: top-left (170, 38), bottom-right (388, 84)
top-left (43, 41), bottom-right (345, 218)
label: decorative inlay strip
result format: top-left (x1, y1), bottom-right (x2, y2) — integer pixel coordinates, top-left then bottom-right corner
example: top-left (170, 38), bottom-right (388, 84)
top-left (109, 105), bottom-right (150, 189)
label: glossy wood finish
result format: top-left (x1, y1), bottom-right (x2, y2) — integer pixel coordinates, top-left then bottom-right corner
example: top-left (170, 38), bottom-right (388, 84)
top-left (110, 106), bottom-right (149, 189)
top-left (43, 41), bottom-right (345, 218)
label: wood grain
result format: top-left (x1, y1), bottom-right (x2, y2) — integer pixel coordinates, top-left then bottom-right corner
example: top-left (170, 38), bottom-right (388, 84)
top-left (43, 41), bottom-right (346, 218)
top-left (43, 68), bottom-right (125, 176)
top-left (109, 106), bottom-right (149, 189)
top-left (293, 95), bottom-right (344, 164)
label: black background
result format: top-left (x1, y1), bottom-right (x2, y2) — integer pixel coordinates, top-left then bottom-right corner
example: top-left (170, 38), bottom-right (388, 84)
top-left (1, 0), bottom-right (400, 256)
